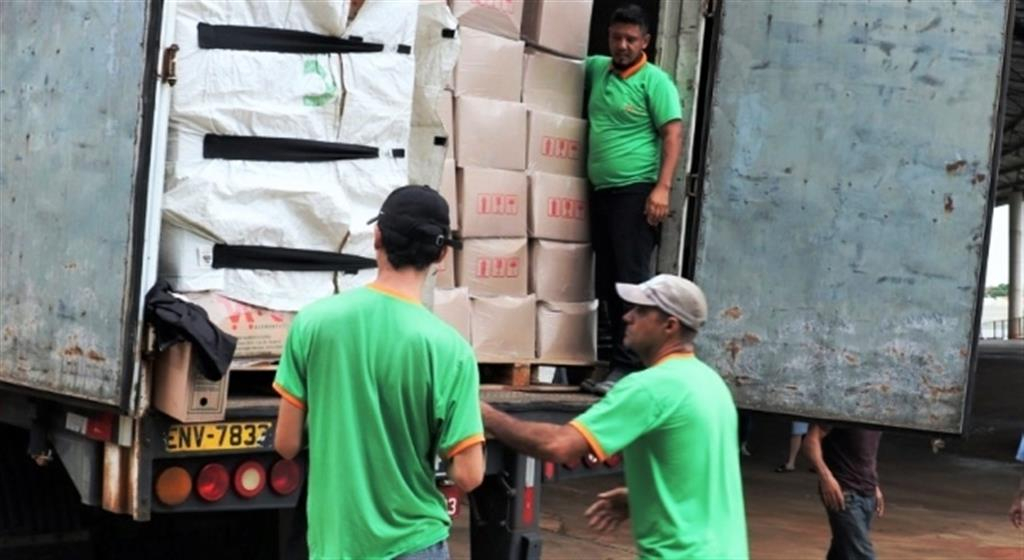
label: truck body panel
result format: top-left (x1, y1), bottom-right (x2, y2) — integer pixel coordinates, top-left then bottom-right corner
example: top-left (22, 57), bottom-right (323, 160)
top-left (689, 0), bottom-right (1011, 433)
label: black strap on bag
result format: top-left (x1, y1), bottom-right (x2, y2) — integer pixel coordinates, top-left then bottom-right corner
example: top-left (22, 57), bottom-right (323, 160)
top-left (212, 245), bottom-right (377, 274)
top-left (197, 23), bottom-right (412, 55)
top-left (203, 134), bottom-right (405, 162)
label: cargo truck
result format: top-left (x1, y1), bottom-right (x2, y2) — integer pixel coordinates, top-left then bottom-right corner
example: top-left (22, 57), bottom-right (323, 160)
top-left (0, 1), bottom-right (1012, 558)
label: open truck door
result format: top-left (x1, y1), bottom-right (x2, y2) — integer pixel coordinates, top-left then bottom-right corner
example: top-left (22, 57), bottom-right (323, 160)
top-left (687, 0), bottom-right (1014, 433)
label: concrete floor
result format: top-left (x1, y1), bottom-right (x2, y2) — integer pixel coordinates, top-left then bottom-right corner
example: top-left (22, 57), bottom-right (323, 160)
top-left (450, 341), bottom-right (1024, 559)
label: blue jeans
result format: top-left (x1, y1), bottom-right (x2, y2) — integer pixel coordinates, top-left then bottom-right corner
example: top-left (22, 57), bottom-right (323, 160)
top-left (825, 492), bottom-right (876, 560)
top-left (394, 541), bottom-right (449, 560)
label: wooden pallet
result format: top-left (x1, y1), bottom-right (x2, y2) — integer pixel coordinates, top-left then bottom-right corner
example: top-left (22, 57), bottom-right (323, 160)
top-left (478, 359), bottom-right (607, 387)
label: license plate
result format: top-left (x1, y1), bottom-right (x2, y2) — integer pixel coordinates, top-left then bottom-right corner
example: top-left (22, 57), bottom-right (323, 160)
top-left (165, 421), bottom-right (272, 453)
top-left (439, 483), bottom-right (463, 517)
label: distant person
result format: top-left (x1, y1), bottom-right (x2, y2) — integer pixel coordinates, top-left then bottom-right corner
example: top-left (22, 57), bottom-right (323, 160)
top-left (804, 424), bottom-right (884, 560)
top-left (273, 186), bottom-right (485, 560)
top-left (1011, 434), bottom-right (1023, 528)
top-left (482, 275), bottom-right (749, 559)
top-left (776, 421), bottom-right (809, 473)
top-left (583, 3), bottom-right (684, 394)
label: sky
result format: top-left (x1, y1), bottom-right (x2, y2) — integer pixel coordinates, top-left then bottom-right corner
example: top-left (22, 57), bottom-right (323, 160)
top-left (985, 205), bottom-right (1010, 287)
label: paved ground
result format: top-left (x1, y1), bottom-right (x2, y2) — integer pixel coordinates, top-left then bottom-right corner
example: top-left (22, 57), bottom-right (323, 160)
top-left (450, 341), bottom-right (1024, 559)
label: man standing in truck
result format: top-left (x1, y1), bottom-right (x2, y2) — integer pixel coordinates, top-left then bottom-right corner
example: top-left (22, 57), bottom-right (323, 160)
top-left (482, 275), bottom-right (748, 559)
top-left (273, 186), bottom-right (485, 560)
top-left (584, 4), bottom-right (685, 394)
top-left (803, 423), bottom-right (884, 559)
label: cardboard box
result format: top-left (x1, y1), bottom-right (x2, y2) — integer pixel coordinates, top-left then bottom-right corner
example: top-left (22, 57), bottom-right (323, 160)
top-left (433, 287), bottom-right (472, 342)
top-left (435, 246), bottom-right (456, 289)
top-left (455, 96), bottom-right (527, 171)
top-left (454, 27), bottom-right (524, 102)
top-left (458, 167), bottom-right (528, 238)
top-left (153, 342), bottom-right (229, 423)
top-left (522, 49), bottom-right (585, 117)
top-left (528, 172), bottom-right (590, 242)
top-left (522, 0), bottom-right (593, 59)
top-left (530, 240), bottom-right (594, 302)
top-left (183, 292), bottom-right (295, 359)
top-left (451, 0), bottom-right (524, 40)
top-left (536, 300), bottom-right (598, 363)
top-left (440, 157), bottom-right (458, 230)
top-left (456, 238), bottom-right (529, 296)
top-left (527, 109), bottom-right (587, 177)
top-left (472, 294), bottom-right (536, 362)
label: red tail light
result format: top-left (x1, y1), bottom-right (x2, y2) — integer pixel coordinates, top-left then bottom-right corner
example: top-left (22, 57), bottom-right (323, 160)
top-left (196, 463), bottom-right (230, 502)
top-left (234, 460), bottom-right (266, 498)
top-left (270, 459), bottom-right (302, 495)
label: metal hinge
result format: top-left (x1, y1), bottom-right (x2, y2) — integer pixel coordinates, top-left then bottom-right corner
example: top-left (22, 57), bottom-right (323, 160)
top-left (159, 44), bottom-right (179, 86)
top-left (685, 173), bottom-right (701, 198)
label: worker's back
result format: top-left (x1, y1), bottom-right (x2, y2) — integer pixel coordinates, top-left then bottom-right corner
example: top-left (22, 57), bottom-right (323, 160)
top-left (273, 285), bottom-right (482, 559)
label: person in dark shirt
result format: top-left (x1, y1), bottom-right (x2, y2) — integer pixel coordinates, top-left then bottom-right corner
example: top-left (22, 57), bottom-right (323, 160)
top-left (803, 425), bottom-right (884, 560)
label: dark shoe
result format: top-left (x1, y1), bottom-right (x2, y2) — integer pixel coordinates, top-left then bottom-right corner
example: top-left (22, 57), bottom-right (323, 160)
top-left (774, 465), bottom-right (795, 473)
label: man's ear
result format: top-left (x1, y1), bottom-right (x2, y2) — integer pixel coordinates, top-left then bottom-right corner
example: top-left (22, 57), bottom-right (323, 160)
top-left (642, 33), bottom-right (651, 51)
top-left (373, 225), bottom-right (382, 250)
top-left (436, 245), bottom-right (449, 265)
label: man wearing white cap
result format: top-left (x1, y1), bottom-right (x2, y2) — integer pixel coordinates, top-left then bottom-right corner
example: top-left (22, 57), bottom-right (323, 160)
top-left (481, 274), bottom-right (748, 559)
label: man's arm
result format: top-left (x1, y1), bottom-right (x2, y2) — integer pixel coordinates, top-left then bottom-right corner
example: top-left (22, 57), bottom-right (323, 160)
top-left (481, 402), bottom-right (591, 464)
top-left (447, 442), bottom-right (484, 493)
top-left (803, 423), bottom-right (845, 511)
top-left (274, 398), bottom-right (305, 460)
top-left (646, 120), bottom-right (684, 226)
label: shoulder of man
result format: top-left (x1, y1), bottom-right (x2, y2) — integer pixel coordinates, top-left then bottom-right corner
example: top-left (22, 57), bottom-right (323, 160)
top-left (640, 60), bottom-right (675, 85)
top-left (585, 55), bottom-right (612, 72)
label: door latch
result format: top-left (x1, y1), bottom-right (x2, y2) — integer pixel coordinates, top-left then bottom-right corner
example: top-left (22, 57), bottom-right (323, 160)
top-left (159, 44), bottom-right (179, 86)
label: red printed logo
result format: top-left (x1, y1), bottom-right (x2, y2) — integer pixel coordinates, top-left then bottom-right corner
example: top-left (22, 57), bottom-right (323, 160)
top-left (476, 193), bottom-right (520, 216)
top-left (470, 0), bottom-right (515, 15)
top-left (475, 257), bottom-right (521, 278)
top-left (546, 197), bottom-right (585, 220)
top-left (540, 136), bottom-right (580, 160)
top-left (217, 297), bottom-right (286, 331)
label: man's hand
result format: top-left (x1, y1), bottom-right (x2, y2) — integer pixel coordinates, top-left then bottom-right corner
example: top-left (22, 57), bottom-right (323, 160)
top-left (585, 487), bottom-right (629, 533)
top-left (819, 475), bottom-right (845, 512)
top-left (875, 485), bottom-right (885, 518)
top-left (1011, 489), bottom-right (1024, 528)
top-left (645, 183), bottom-right (671, 226)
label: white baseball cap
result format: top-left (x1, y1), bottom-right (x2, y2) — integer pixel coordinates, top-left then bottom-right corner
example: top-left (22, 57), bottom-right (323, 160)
top-left (616, 274), bottom-right (708, 331)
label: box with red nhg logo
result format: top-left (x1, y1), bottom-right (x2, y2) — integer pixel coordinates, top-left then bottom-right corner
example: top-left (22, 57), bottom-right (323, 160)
top-left (181, 292), bottom-right (295, 358)
top-left (450, 0), bottom-right (524, 40)
top-left (527, 109), bottom-right (587, 177)
top-left (454, 27), bottom-right (524, 102)
top-left (471, 294), bottom-right (536, 362)
top-left (528, 172), bottom-right (590, 242)
top-left (530, 240), bottom-right (595, 302)
top-left (456, 238), bottom-right (528, 296)
top-left (458, 167), bottom-right (527, 238)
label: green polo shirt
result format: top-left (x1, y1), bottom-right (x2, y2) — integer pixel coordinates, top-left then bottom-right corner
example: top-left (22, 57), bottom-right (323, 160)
top-left (570, 354), bottom-right (748, 559)
top-left (273, 285), bottom-right (484, 560)
top-left (585, 54), bottom-right (682, 189)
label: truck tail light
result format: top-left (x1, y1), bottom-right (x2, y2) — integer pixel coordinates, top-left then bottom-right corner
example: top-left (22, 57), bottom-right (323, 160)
top-left (196, 463), bottom-right (230, 502)
top-left (155, 466), bottom-right (192, 506)
top-left (234, 460), bottom-right (266, 498)
top-left (270, 459), bottom-right (302, 495)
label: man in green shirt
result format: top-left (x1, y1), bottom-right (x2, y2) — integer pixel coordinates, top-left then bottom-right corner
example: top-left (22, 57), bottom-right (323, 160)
top-left (274, 185), bottom-right (485, 560)
top-left (482, 275), bottom-right (748, 559)
top-left (585, 4), bottom-right (685, 394)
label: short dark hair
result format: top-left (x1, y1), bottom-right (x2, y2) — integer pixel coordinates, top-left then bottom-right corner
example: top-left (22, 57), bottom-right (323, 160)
top-left (380, 227), bottom-right (445, 271)
top-left (610, 4), bottom-right (649, 33)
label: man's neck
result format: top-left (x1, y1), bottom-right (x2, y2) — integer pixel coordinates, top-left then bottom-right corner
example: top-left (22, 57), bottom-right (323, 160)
top-left (612, 52), bottom-right (646, 73)
top-left (372, 265), bottom-right (427, 303)
top-left (643, 341), bottom-right (695, 367)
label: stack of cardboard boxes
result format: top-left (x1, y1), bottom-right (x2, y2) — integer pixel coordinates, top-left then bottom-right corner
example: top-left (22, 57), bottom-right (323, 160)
top-left (432, 0), bottom-right (597, 365)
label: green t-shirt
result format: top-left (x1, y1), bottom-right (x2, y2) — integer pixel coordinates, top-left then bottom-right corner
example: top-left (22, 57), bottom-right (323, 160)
top-left (570, 354), bottom-right (748, 559)
top-left (585, 55), bottom-right (683, 189)
top-left (273, 285), bottom-right (484, 560)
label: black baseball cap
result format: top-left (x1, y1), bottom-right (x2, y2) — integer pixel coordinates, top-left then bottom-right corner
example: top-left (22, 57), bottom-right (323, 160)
top-left (367, 185), bottom-right (461, 249)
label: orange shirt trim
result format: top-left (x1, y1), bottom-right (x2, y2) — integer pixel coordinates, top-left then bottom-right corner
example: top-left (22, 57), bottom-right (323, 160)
top-left (569, 420), bottom-right (607, 461)
top-left (368, 283), bottom-right (421, 305)
top-left (654, 351), bottom-right (695, 366)
top-left (273, 382), bottom-right (306, 410)
top-left (612, 52), bottom-right (647, 80)
top-left (445, 434), bottom-right (485, 459)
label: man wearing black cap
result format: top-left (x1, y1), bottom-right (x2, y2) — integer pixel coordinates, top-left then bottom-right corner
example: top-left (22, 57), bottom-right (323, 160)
top-left (273, 186), bottom-right (485, 560)
top-left (481, 275), bottom-right (748, 559)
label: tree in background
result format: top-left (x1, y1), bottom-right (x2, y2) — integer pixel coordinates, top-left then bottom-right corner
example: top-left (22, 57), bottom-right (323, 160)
top-left (985, 283), bottom-right (1009, 298)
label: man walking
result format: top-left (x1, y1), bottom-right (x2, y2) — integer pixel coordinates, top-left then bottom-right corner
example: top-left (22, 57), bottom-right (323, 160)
top-left (803, 424), bottom-right (884, 560)
top-left (482, 275), bottom-right (748, 559)
top-left (585, 4), bottom-right (684, 394)
top-left (274, 186), bottom-right (485, 560)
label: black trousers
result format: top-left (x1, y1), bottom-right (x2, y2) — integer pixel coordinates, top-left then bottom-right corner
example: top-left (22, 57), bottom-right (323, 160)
top-left (590, 182), bottom-right (659, 370)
